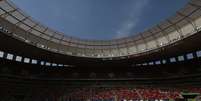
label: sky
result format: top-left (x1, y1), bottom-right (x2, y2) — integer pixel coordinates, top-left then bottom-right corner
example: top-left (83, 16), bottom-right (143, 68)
top-left (11, 0), bottom-right (189, 40)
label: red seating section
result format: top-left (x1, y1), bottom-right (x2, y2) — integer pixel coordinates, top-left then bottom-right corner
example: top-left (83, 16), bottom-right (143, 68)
top-left (65, 87), bottom-right (201, 100)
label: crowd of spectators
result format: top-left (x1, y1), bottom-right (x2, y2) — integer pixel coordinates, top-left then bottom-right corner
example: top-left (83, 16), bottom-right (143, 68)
top-left (64, 87), bottom-right (201, 101)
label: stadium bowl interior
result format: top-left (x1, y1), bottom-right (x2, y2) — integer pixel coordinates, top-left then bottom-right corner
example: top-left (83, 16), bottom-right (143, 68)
top-left (0, 0), bottom-right (201, 101)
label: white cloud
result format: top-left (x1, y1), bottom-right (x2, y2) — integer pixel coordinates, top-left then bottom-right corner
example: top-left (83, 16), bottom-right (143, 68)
top-left (114, 0), bottom-right (149, 39)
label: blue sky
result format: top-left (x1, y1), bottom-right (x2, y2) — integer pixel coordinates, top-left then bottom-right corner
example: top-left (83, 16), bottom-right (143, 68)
top-left (11, 0), bottom-right (189, 40)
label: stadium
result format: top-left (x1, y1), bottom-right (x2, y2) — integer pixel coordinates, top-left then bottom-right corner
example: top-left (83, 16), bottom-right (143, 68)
top-left (0, 0), bottom-right (201, 101)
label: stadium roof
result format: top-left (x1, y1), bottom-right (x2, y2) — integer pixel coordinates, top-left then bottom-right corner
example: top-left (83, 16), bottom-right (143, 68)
top-left (0, 0), bottom-right (201, 58)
